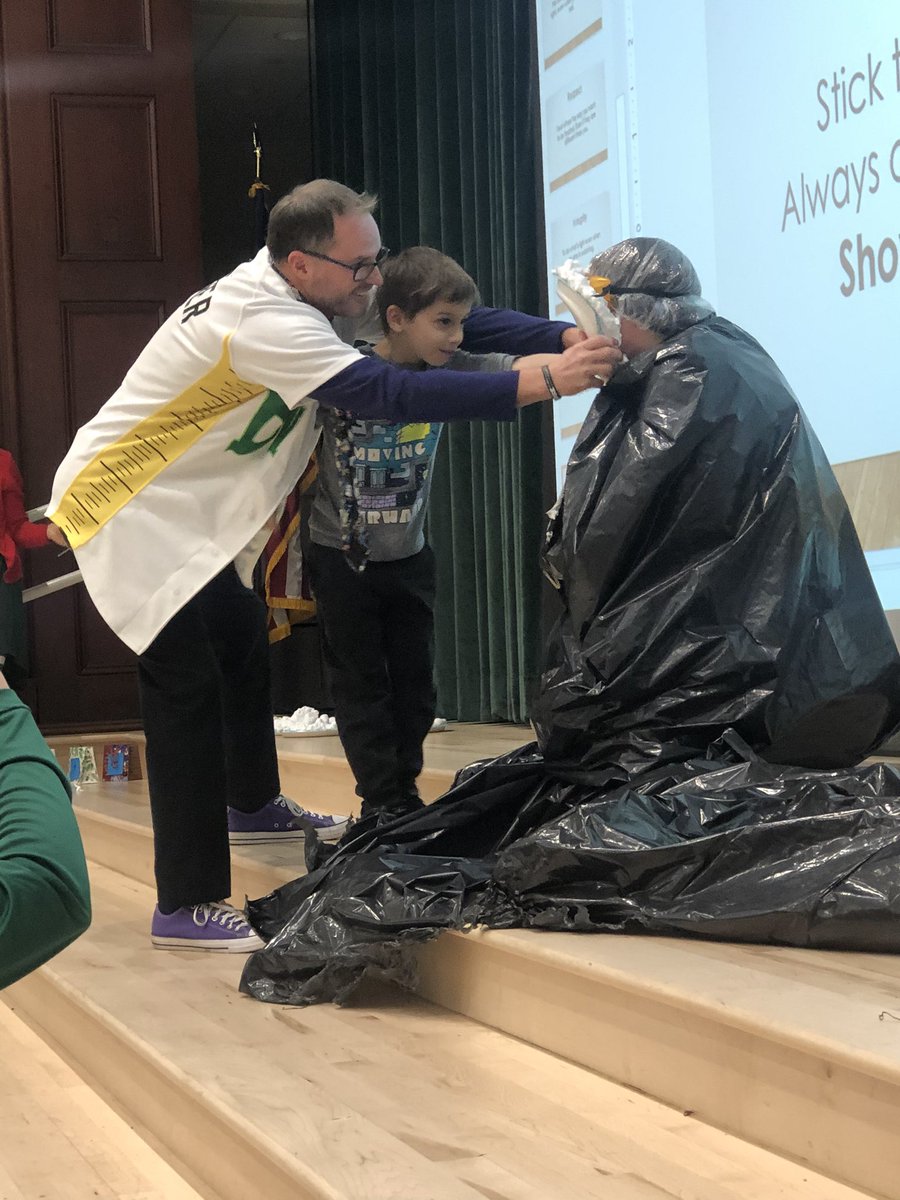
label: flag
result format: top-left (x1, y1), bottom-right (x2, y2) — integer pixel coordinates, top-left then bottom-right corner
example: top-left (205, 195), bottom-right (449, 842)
top-left (248, 124), bottom-right (270, 251)
top-left (248, 180), bottom-right (271, 252)
top-left (263, 453), bottom-right (318, 643)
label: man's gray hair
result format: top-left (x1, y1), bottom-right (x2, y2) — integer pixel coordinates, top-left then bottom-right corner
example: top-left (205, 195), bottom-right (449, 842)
top-left (266, 179), bottom-right (378, 261)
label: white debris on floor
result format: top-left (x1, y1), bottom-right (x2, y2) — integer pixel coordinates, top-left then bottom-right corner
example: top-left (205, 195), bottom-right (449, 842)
top-left (273, 708), bottom-right (449, 735)
top-left (274, 706), bottom-right (337, 734)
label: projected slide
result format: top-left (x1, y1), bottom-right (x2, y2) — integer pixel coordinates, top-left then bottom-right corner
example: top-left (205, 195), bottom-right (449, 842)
top-left (535, 0), bottom-right (900, 478)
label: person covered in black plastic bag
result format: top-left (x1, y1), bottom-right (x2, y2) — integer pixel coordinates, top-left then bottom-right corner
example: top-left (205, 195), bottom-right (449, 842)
top-left (239, 238), bottom-right (900, 1007)
top-left (535, 237), bottom-right (900, 777)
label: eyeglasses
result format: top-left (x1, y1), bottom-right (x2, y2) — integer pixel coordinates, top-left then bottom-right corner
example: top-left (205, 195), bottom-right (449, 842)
top-left (298, 245), bottom-right (390, 282)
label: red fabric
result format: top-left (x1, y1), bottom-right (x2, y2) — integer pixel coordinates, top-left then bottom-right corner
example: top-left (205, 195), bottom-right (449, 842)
top-left (0, 450), bottom-right (50, 582)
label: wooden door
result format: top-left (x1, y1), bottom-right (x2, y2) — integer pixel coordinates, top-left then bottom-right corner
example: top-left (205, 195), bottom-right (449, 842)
top-left (0, 0), bottom-right (203, 730)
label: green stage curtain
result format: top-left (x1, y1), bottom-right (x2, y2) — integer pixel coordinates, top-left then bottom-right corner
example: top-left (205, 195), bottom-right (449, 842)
top-left (313, 0), bottom-right (547, 721)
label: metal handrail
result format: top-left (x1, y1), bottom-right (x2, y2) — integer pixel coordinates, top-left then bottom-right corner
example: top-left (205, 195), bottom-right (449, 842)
top-left (22, 503), bottom-right (83, 603)
top-left (23, 570), bottom-right (83, 603)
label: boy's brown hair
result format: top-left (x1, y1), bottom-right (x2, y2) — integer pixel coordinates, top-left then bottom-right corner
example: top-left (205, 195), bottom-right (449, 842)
top-left (376, 246), bottom-right (479, 333)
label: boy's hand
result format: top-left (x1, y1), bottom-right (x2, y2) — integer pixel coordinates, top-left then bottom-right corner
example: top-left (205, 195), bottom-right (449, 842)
top-left (561, 326), bottom-right (588, 348)
top-left (552, 335), bottom-right (622, 394)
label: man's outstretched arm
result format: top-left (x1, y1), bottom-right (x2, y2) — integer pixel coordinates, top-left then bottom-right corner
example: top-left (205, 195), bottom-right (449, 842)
top-left (462, 306), bottom-right (580, 356)
top-left (310, 336), bottom-right (621, 422)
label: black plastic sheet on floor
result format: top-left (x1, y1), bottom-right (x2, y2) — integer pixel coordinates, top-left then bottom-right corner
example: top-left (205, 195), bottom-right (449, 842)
top-left (241, 743), bottom-right (900, 1006)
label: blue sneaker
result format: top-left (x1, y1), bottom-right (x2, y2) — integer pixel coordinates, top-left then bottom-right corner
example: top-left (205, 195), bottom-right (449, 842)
top-left (227, 794), bottom-right (349, 845)
top-left (150, 902), bottom-right (264, 952)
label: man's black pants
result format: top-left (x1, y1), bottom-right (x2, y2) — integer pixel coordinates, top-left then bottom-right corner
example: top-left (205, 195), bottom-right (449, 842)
top-left (138, 566), bottom-right (280, 913)
top-left (307, 542), bottom-right (436, 812)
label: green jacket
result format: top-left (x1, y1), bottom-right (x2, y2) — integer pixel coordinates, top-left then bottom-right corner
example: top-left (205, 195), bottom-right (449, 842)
top-left (0, 690), bottom-right (91, 988)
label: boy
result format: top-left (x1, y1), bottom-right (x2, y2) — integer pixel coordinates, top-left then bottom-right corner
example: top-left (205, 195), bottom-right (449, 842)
top-left (308, 246), bottom-right (577, 824)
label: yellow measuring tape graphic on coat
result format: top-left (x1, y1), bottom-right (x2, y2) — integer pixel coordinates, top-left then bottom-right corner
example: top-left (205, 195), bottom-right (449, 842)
top-left (49, 338), bottom-right (267, 550)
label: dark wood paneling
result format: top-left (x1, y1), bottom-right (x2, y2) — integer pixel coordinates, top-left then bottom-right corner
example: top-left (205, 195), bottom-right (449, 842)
top-left (54, 95), bottom-right (161, 260)
top-left (61, 300), bottom-right (164, 436)
top-left (0, 0), bottom-right (203, 729)
top-left (49, 0), bottom-right (151, 54)
top-left (74, 590), bottom-right (137, 671)
top-left (57, 304), bottom-right (159, 681)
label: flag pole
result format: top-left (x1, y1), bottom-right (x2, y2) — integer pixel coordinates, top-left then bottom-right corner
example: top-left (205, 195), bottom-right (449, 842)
top-left (248, 123), bottom-right (271, 252)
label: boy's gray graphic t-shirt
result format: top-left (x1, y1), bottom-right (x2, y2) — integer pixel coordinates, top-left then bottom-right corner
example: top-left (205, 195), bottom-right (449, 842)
top-left (310, 346), bottom-right (516, 562)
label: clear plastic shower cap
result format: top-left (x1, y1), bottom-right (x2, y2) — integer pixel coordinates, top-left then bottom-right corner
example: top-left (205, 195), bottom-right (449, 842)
top-left (588, 237), bottom-right (714, 339)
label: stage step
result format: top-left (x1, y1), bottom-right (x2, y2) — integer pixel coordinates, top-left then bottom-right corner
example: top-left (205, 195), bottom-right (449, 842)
top-left (417, 928), bottom-right (900, 1200)
top-left (45, 720), bottom-right (531, 815)
top-left (0, 997), bottom-right (203, 1199)
top-left (5, 861), bottom-right (868, 1200)
top-left (64, 780), bottom-right (900, 1199)
top-left (72, 779), bottom-right (302, 904)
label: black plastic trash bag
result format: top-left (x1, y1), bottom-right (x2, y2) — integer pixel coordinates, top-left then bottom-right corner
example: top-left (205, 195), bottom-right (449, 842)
top-left (537, 239), bottom-right (900, 776)
top-left (494, 754), bottom-right (900, 949)
top-left (239, 238), bottom-right (900, 1007)
top-left (241, 745), bottom-right (900, 1005)
top-left (243, 851), bottom-right (498, 1006)
top-left (242, 747), bottom-right (550, 1005)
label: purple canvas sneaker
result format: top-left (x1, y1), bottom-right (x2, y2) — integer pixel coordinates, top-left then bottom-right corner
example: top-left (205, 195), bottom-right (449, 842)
top-left (150, 902), bottom-right (264, 952)
top-left (227, 794), bottom-right (349, 845)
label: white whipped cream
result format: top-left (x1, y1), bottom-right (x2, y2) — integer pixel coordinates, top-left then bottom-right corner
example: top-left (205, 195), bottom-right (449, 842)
top-left (553, 259), bottom-right (622, 343)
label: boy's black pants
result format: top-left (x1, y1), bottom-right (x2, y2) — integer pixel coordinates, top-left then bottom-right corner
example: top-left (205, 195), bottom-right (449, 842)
top-left (307, 542), bottom-right (436, 811)
top-left (138, 566), bottom-right (281, 913)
